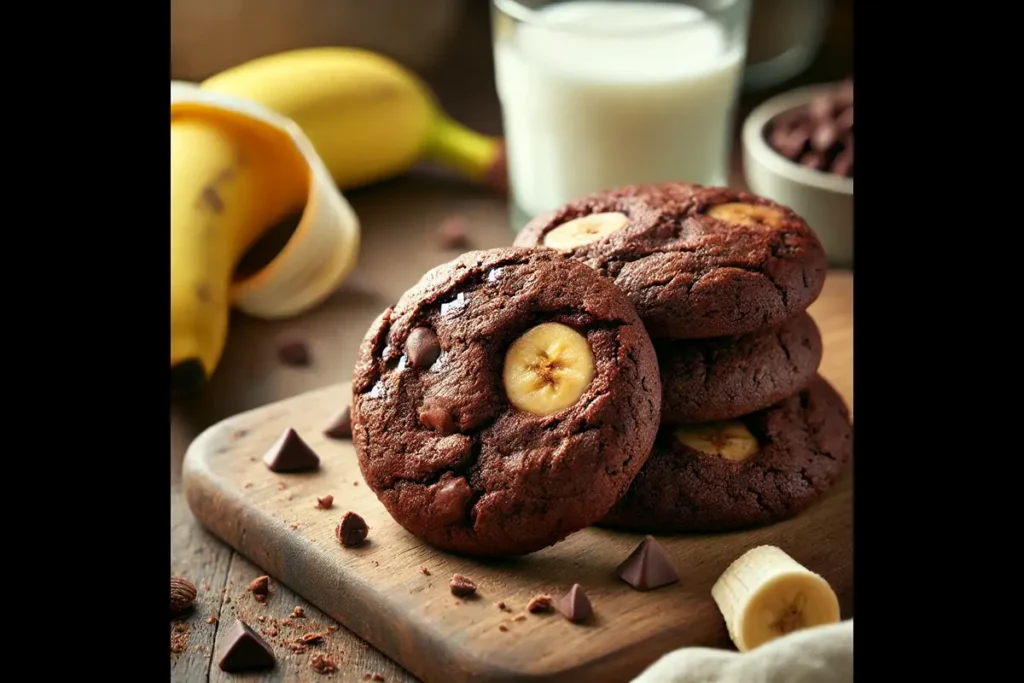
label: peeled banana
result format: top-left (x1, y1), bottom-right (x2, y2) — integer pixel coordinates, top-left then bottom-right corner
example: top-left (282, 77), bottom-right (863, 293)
top-left (503, 323), bottom-right (595, 416)
top-left (199, 47), bottom-right (506, 191)
top-left (674, 421), bottom-right (760, 462)
top-left (542, 212), bottom-right (630, 249)
top-left (712, 545), bottom-right (840, 652)
top-left (170, 83), bottom-right (360, 391)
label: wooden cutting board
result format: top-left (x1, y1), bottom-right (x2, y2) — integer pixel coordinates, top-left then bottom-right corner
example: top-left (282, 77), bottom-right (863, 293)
top-left (183, 273), bottom-right (853, 683)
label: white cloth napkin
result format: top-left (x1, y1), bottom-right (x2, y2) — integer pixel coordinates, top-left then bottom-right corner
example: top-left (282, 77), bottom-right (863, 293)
top-left (632, 620), bottom-right (853, 683)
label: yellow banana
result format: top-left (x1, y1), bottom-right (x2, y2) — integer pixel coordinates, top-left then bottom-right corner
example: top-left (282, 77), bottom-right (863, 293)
top-left (171, 83), bottom-right (360, 393)
top-left (200, 47), bottom-right (506, 191)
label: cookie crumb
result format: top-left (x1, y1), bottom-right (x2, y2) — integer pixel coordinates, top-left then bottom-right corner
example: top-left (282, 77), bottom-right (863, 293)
top-left (498, 624), bottom-right (509, 632)
top-left (249, 576), bottom-right (270, 602)
top-left (449, 573), bottom-right (477, 598)
top-left (527, 594), bottom-right (554, 613)
top-left (353, 481), bottom-right (359, 486)
top-left (278, 482), bottom-right (287, 491)
top-left (310, 654), bottom-right (338, 674)
top-left (372, 674), bottom-right (385, 682)
top-left (292, 606), bottom-right (305, 618)
top-left (327, 625), bottom-right (337, 633)
top-left (496, 601), bottom-right (510, 611)
top-left (420, 567), bottom-right (431, 576)
top-left (513, 614), bottom-right (527, 622)
top-left (207, 616), bottom-right (218, 624)
top-left (302, 632), bottom-right (325, 644)
top-left (337, 511), bottom-right (369, 547)
top-left (243, 482), bottom-right (253, 489)
top-left (201, 583), bottom-right (211, 591)
top-left (316, 495), bottom-right (334, 510)
top-left (290, 523), bottom-right (299, 530)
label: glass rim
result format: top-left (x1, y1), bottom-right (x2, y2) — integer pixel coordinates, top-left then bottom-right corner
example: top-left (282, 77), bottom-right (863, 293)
top-left (493, 0), bottom-right (746, 37)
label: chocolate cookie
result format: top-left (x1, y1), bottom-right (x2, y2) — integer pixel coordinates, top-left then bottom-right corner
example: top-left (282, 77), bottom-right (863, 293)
top-left (352, 247), bottom-right (661, 557)
top-left (513, 182), bottom-right (827, 339)
top-left (659, 312), bottom-right (822, 424)
top-left (601, 375), bottom-right (851, 533)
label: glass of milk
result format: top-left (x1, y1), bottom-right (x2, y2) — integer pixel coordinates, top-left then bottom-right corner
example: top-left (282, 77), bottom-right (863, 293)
top-left (492, 0), bottom-right (752, 230)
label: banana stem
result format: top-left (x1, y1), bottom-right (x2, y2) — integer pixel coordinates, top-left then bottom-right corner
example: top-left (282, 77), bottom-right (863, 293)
top-left (424, 115), bottom-right (506, 190)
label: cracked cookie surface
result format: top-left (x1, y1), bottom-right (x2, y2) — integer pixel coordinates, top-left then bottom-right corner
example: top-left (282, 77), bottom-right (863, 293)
top-left (601, 375), bottom-right (851, 533)
top-left (351, 247), bottom-right (661, 556)
top-left (513, 182), bottom-right (827, 339)
top-left (659, 312), bottom-right (822, 424)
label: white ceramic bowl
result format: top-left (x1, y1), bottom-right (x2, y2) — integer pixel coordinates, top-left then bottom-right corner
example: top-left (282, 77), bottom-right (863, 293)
top-left (742, 82), bottom-right (853, 268)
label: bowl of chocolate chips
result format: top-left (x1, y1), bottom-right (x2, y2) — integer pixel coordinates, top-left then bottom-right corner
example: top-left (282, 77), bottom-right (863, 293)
top-left (742, 78), bottom-right (853, 267)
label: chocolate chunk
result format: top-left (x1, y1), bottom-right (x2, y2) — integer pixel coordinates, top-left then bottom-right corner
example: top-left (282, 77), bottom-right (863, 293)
top-left (831, 151), bottom-right (854, 178)
top-left (616, 535), bottom-right (680, 591)
top-left (556, 584), bottom-right (592, 623)
top-left (337, 511), bottom-right (369, 547)
top-left (418, 405), bottom-right (456, 434)
top-left (799, 150), bottom-right (827, 171)
top-left (276, 334), bottom-right (311, 367)
top-left (405, 327), bottom-right (441, 369)
top-left (316, 495), bottom-right (334, 510)
top-left (263, 428), bottom-right (321, 472)
top-left (323, 406), bottom-right (353, 440)
top-left (527, 594), bottom-right (553, 613)
top-left (768, 125), bottom-right (809, 160)
top-left (808, 94), bottom-right (836, 121)
top-left (810, 121), bottom-right (839, 152)
top-left (835, 105), bottom-right (853, 133)
top-left (248, 575), bottom-right (270, 597)
top-left (449, 573), bottom-right (477, 597)
top-left (218, 619), bottom-right (276, 672)
top-left (436, 216), bottom-right (469, 249)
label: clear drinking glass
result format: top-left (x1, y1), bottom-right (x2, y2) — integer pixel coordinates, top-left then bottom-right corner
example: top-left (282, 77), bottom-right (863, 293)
top-left (492, 0), bottom-right (752, 231)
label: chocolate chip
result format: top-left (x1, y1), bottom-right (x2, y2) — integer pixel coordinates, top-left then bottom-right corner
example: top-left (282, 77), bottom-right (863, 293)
top-left (405, 327), bottom-right (441, 369)
top-left (832, 151), bottom-right (854, 178)
top-left (768, 125), bottom-right (809, 160)
top-left (419, 406), bottom-right (456, 434)
top-left (218, 619), bottom-right (276, 672)
top-left (276, 334), bottom-right (311, 367)
top-left (556, 584), bottom-right (592, 623)
top-left (337, 511), bottom-right (369, 547)
top-left (436, 216), bottom-right (469, 249)
top-left (323, 406), bottom-right (352, 440)
top-left (617, 535), bottom-right (680, 591)
top-left (316, 495), bottom-right (334, 510)
top-left (527, 594), bottom-right (553, 613)
top-left (810, 121), bottom-right (839, 152)
top-left (263, 428), bottom-right (321, 472)
top-left (449, 573), bottom-right (477, 597)
top-left (799, 150), bottom-right (827, 171)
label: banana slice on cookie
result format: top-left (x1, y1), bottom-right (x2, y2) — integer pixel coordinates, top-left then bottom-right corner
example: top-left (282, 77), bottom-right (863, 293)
top-left (674, 421), bottom-right (759, 461)
top-left (503, 322), bottom-right (595, 415)
top-left (712, 545), bottom-right (840, 652)
top-left (706, 203), bottom-right (785, 229)
top-left (542, 212), bottom-right (629, 249)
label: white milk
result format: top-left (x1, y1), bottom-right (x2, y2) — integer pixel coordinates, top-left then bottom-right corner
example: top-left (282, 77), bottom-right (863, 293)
top-left (494, 1), bottom-right (744, 219)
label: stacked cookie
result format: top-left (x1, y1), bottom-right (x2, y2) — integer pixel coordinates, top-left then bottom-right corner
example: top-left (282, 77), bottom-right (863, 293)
top-left (514, 182), bottom-right (853, 533)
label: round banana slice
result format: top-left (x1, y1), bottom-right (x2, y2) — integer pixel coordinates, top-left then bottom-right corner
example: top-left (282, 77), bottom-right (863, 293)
top-left (503, 322), bottom-right (595, 416)
top-left (706, 203), bottom-right (785, 229)
top-left (712, 545), bottom-right (840, 652)
top-left (674, 420), bottom-right (759, 461)
top-left (542, 212), bottom-right (629, 249)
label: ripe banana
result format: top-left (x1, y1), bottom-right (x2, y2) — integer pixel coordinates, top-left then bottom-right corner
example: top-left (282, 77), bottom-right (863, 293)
top-left (542, 212), bottom-right (630, 249)
top-left (199, 47), bottom-right (506, 191)
top-left (712, 545), bottom-right (840, 652)
top-left (706, 203), bottom-right (785, 229)
top-left (674, 421), bottom-right (760, 462)
top-left (171, 82), bottom-right (360, 391)
top-left (503, 323), bottom-right (595, 415)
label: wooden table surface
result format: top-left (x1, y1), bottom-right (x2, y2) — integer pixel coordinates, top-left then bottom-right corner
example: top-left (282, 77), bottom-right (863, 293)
top-left (170, 3), bottom-right (853, 681)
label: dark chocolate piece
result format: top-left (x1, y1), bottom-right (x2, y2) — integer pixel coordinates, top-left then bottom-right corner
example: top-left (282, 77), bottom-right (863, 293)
top-left (323, 406), bottom-right (353, 439)
top-left (556, 584), bottom-right (592, 623)
top-left (405, 327), bottom-right (442, 369)
top-left (337, 512), bottom-right (369, 547)
top-left (616, 535), bottom-right (680, 591)
top-left (276, 334), bottom-right (311, 367)
top-left (263, 428), bottom-right (321, 473)
top-left (218, 619), bottom-right (276, 672)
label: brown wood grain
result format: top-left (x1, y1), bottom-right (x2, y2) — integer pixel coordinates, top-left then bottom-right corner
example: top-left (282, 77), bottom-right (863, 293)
top-left (181, 274), bottom-right (851, 683)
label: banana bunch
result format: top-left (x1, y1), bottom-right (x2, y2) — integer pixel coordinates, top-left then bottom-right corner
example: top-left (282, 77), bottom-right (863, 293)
top-left (171, 48), bottom-right (506, 392)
